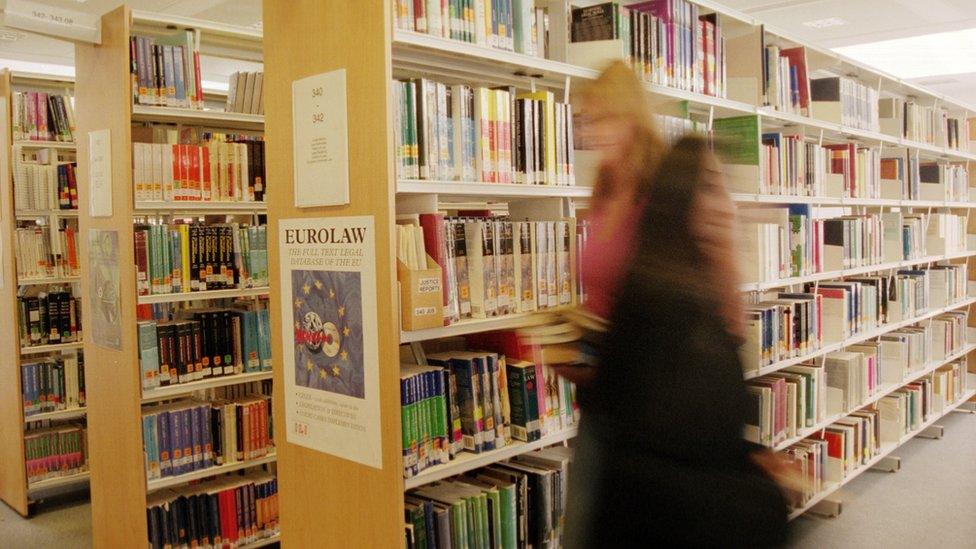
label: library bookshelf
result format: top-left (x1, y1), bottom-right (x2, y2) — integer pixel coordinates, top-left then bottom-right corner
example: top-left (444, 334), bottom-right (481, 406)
top-left (261, 0), bottom-right (976, 543)
top-left (75, 8), bottom-right (273, 547)
top-left (0, 69), bottom-right (84, 517)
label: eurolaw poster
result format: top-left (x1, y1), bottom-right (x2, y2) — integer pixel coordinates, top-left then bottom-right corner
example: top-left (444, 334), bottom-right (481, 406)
top-left (279, 216), bottom-right (382, 468)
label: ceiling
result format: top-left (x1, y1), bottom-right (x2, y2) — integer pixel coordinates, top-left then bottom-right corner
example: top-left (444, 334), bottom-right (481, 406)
top-left (715, 0), bottom-right (976, 106)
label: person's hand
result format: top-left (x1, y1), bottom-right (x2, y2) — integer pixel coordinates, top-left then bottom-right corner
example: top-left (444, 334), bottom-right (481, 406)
top-left (750, 449), bottom-right (806, 500)
top-left (549, 363), bottom-right (598, 387)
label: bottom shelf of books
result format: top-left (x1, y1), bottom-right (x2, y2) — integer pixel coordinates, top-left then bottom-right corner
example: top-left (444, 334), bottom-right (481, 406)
top-left (787, 385), bottom-right (976, 520)
top-left (147, 470), bottom-right (279, 549)
top-left (27, 471), bottom-right (90, 495)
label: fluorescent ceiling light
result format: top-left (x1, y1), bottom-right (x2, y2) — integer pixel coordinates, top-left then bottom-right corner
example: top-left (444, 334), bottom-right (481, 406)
top-left (0, 58), bottom-right (73, 77)
top-left (835, 27), bottom-right (976, 79)
top-left (802, 17), bottom-right (847, 29)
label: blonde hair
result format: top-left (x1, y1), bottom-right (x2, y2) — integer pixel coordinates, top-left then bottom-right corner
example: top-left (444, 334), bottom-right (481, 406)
top-left (576, 61), bottom-right (667, 207)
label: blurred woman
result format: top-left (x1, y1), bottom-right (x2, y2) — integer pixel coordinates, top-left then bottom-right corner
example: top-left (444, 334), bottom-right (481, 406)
top-left (553, 62), bottom-right (668, 386)
top-left (563, 62), bottom-right (790, 547)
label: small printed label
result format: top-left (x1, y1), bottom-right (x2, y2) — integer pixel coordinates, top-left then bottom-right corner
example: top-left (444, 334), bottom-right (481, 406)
top-left (417, 277), bottom-right (440, 293)
top-left (414, 306), bottom-right (436, 316)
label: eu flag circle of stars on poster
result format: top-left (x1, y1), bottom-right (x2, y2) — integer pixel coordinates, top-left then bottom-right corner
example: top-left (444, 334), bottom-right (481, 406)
top-left (292, 270), bottom-right (366, 399)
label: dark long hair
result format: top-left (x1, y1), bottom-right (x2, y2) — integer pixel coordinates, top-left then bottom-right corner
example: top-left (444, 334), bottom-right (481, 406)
top-left (628, 135), bottom-right (732, 316)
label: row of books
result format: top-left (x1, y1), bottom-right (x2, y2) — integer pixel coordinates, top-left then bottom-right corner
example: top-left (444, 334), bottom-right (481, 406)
top-left (783, 359), bottom-right (967, 506)
top-left (18, 288), bottom-right (82, 348)
top-left (12, 91), bottom-right (76, 143)
top-left (25, 423), bottom-right (87, 484)
top-left (393, 0), bottom-right (547, 57)
top-left (761, 46), bottom-right (968, 150)
top-left (147, 473), bottom-right (279, 549)
top-left (740, 209), bottom-right (967, 283)
top-left (401, 349), bottom-right (577, 477)
top-left (132, 137), bottom-right (266, 203)
top-left (653, 113), bottom-right (709, 146)
top-left (763, 49), bottom-right (881, 133)
top-left (761, 138), bottom-right (882, 200)
top-left (879, 98), bottom-right (965, 149)
top-left (926, 164), bottom-right (969, 202)
top-left (22, 355), bottom-right (85, 417)
top-left (763, 45), bottom-right (810, 116)
top-left (810, 76), bottom-right (880, 132)
top-left (569, 1), bottom-right (727, 98)
top-left (225, 71), bottom-right (264, 115)
top-left (746, 311), bottom-right (966, 446)
top-left (408, 214), bottom-right (574, 326)
top-left (720, 115), bottom-right (972, 201)
top-left (13, 154), bottom-right (78, 212)
top-left (142, 395), bottom-right (273, 480)
top-left (757, 133), bottom-right (827, 196)
top-left (131, 30), bottom-right (204, 109)
top-left (138, 307), bottom-right (272, 391)
top-left (404, 445), bottom-right (571, 549)
top-left (743, 265), bottom-right (968, 369)
top-left (15, 223), bottom-right (79, 280)
top-left (134, 222), bottom-right (269, 295)
top-left (393, 79), bottom-right (575, 186)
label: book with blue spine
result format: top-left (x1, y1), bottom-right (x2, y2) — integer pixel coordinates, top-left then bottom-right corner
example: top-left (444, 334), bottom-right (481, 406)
top-left (256, 308), bottom-right (272, 371)
top-left (138, 321), bottom-right (161, 390)
top-left (157, 410), bottom-right (172, 477)
top-left (506, 358), bottom-right (541, 442)
top-left (428, 352), bottom-right (485, 453)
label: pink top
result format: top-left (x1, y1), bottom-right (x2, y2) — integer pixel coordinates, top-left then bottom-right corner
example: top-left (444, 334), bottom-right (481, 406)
top-left (581, 199), bottom-right (646, 320)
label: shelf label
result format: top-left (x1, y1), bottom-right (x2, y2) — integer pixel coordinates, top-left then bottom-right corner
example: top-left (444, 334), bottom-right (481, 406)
top-left (279, 216), bottom-right (382, 468)
top-left (88, 129), bottom-right (112, 217)
top-left (88, 230), bottom-right (122, 350)
top-left (292, 69), bottom-right (350, 208)
top-left (4, 0), bottom-right (101, 44)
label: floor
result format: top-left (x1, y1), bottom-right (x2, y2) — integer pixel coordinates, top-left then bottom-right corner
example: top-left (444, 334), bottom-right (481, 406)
top-left (0, 489), bottom-right (91, 549)
top-left (1, 410), bottom-right (975, 548)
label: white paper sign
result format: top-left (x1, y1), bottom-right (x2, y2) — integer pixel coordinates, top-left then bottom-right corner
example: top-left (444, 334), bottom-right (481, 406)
top-left (280, 216), bottom-right (381, 468)
top-left (3, 0), bottom-right (101, 43)
top-left (88, 129), bottom-right (112, 218)
top-left (292, 69), bottom-right (350, 207)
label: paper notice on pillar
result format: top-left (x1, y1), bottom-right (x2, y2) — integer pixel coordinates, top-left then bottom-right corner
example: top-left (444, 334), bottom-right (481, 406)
top-left (88, 229), bottom-right (122, 350)
top-left (280, 216), bottom-right (381, 468)
top-left (292, 69), bottom-right (350, 207)
top-left (88, 129), bottom-right (112, 217)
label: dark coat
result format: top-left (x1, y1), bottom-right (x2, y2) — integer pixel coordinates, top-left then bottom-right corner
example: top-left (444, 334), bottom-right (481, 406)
top-left (565, 138), bottom-right (790, 547)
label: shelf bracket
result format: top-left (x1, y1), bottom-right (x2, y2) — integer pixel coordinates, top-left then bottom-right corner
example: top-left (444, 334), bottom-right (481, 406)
top-left (870, 455), bottom-right (901, 473)
top-left (410, 342), bottom-right (428, 365)
top-left (809, 496), bottom-right (843, 518)
top-left (952, 401), bottom-right (976, 414)
top-left (918, 424), bottom-right (944, 439)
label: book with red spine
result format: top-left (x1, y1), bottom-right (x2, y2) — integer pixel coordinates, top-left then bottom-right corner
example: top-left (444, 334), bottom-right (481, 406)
top-left (189, 144), bottom-right (201, 200)
top-left (134, 227), bottom-right (150, 296)
top-left (419, 213), bottom-right (459, 325)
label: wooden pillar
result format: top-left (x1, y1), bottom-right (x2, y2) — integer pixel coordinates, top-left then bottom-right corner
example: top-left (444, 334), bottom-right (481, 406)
top-left (75, 6), bottom-right (147, 546)
top-left (0, 69), bottom-right (30, 518)
top-left (263, 0), bottom-right (404, 546)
